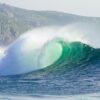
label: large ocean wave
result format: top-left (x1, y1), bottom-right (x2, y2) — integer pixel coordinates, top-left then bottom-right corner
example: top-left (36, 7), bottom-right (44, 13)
top-left (0, 23), bottom-right (100, 75)
top-left (0, 23), bottom-right (100, 97)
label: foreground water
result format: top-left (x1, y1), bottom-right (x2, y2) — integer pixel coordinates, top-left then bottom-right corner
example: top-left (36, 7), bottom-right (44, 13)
top-left (0, 93), bottom-right (100, 100)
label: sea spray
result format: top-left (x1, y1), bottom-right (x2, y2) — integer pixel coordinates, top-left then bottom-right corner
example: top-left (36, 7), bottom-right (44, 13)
top-left (0, 23), bottom-right (100, 75)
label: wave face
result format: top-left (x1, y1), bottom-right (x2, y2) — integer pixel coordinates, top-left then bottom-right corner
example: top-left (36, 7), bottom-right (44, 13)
top-left (0, 21), bottom-right (100, 75)
top-left (39, 40), bottom-right (97, 69)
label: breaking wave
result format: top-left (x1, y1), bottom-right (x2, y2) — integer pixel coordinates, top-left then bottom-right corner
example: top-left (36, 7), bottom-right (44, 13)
top-left (0, 25), bottom-right (100, 75)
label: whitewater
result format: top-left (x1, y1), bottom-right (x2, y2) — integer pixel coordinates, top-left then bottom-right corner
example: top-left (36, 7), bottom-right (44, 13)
top-left (0, 93), bottom-right (100, 100)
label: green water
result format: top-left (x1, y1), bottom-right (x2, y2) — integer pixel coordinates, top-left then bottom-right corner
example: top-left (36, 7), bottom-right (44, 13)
top-left (39, 37), bottom-right (96, 69)
top-left (40, 41), bottom-right (63, 67)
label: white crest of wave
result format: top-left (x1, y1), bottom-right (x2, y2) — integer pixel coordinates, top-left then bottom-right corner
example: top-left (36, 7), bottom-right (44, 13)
top-left (4, 23), bottom-right (100, 62)
top-left (11, 26), bottom-right (89, 54)
top-left (14, 24), bottom-right (100, 50)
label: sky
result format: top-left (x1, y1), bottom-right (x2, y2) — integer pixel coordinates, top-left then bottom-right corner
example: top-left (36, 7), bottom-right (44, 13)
top-left (0, 0), bottom-right (100, 17)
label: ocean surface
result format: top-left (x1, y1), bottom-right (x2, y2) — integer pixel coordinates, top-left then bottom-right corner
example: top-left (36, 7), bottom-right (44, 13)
top-left (0, 22), bottom-right (100, 99)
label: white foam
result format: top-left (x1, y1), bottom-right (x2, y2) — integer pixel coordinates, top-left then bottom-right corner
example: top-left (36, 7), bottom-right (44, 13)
top-left (9, 26), bottom-right (87, 53)
top-left (0, 47), bottom-right (5, 60)
top-left (9, 23), bottom-right (100, 53)
top-left (0, 93), bottom-right (100, 100)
